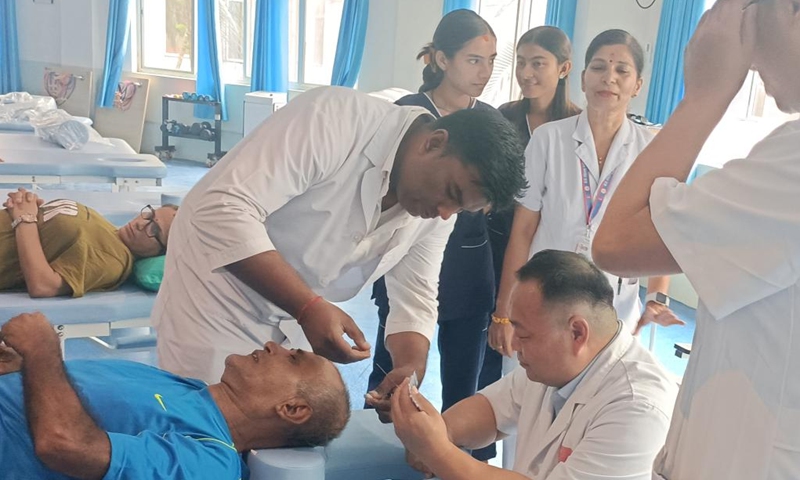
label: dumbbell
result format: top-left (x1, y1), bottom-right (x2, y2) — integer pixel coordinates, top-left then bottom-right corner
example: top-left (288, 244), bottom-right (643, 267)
top-left (160, 120), bottom-right (179, 134)
top-left (199, 122), bottom-right (214, 140)
top-left (200, 130), bottom-right (214, 141)
top-left (189, 122), bottom-right (203, 136)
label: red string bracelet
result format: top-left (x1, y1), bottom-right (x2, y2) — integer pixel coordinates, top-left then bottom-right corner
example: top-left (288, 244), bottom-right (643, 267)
top-left (296, 295), bottom-right (324, 324)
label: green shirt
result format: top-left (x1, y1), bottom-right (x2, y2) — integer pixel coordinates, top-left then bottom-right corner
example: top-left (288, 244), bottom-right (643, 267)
top-left (0, 200), bottom-right (134, 297)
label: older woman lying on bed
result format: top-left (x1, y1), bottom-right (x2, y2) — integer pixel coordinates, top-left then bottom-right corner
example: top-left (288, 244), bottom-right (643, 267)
top-left (0, 187), bottom-right (178, 297)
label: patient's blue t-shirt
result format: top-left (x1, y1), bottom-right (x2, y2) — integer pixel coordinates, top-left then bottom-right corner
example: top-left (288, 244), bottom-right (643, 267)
top-left (0, 360), bottom-right (248, 480)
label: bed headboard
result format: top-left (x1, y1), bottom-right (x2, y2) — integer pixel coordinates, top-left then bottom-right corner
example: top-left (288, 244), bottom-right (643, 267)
top-left (42, 65), bottom-right (94, 118)
top-left (93, 77), bottom-right (151, 152)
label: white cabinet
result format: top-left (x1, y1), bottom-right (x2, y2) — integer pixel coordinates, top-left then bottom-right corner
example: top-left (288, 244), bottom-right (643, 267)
top-left (243, 91), bottom-right (287, 137)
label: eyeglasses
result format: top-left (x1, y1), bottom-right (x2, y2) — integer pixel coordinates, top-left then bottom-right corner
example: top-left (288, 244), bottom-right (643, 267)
top-left (141, 205), bottom-right (167, 254)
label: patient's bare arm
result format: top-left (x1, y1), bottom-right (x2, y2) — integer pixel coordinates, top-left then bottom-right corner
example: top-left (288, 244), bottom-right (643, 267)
top-left (0, 313), bottom-right (110, 479)
top-left (4, 189), bottom-right (70, 298)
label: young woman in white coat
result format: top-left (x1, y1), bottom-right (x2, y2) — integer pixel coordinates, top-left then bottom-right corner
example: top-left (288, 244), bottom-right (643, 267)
top-left (491, 29), bottom-right (682, 355)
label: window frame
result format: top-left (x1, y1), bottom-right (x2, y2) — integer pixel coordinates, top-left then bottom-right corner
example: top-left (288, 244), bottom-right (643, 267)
top-left (217, 0), bottom-right (254, 83)
top-left (136, 0), bottom-right (198, 78)
top-left (286, 0), bottom-right (343, 88)
top-left (133, 0), bottom-right (343, 89)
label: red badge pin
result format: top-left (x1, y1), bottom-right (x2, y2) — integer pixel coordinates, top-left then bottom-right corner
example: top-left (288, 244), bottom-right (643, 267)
top-left (558, 446), bottom-right (573, 463)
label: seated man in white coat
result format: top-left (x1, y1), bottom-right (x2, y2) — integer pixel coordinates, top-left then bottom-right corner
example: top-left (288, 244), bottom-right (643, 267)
top-left (392, 249), bottom-right (677, 479)
top-left (153, 86), bottom-right (528, 414)
top-left (593, 0), bottom-right (800, 477)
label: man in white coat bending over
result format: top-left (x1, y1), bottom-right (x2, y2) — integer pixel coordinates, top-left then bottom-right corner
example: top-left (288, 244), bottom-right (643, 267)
top-left (392, 249), bottom-right (677, 479)
top-left (594, 0), bottom-right (800, 478)
top-left (153, 86), bottom-right (527, 409)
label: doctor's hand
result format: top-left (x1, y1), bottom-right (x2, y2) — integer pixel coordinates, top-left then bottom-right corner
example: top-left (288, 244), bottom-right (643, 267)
top-left (297, 298), bottom-right (371, 364)
top-left (0, 312), bottom-right (60, 359)
top-left (683, 0), bottom-right (757, 109)
top-left (365, 363), bottom-right (420, 423)
top-left (391, 378), bottom-right (451, 472)
top-left (634, 302), bottom-right (685, 336)
top-left (488, 320), bottom-right (515, 358)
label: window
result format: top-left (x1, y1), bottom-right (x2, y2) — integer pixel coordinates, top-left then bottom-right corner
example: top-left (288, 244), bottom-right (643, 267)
top-left (135, 0), bottom-right (345, 86)
top-left (478, 0), bottom-right (548, 107)
top-left (138, 0), bottom-right (195, 75)
top-left (220, 0), bottom-right (244, 62)
top-left (288, 0), bottom-right (345, 85)
top-left (218, 0), bottom-right (255, 81)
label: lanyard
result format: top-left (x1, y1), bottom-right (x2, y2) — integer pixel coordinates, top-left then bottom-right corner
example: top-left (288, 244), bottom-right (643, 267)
top-left (579, 160), bottom-right (616, 226)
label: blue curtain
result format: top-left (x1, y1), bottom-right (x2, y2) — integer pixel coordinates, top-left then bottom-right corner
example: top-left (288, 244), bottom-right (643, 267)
top-left (545, 0), bottom-right (578, 40)
top-left (97, 0), bottom-right (131, 107)
top-left (645, 0), bottom-right (704, 125)
top-left (0, 0), bottom-right (21, 94)
top-left (196, 0), bottom-right (227, 120)
top-left (330, 0), bottom-right (369, 87)
top-left (442, 0), bottom-right (477, 15)
top-left (251, 0), bottom-right (289, 92)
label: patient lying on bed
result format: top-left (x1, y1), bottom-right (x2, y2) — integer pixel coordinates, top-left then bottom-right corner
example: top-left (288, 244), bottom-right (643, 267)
top-left (0, 187), bottom-right (178, 298)
top-left (0, 312), bottom-right (351, 479)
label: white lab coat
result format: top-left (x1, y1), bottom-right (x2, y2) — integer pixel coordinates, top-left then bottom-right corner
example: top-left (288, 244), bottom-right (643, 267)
top-left (480, 327), bottom-right (677, 479)
top-left (521, 112), bottom-right (655, 331)
top-left (650, 119), bottom-right (800, 479)
top-left (152, 87), bottom-right (454, 383)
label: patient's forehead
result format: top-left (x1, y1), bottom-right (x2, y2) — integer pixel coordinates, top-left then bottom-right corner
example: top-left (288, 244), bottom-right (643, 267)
top-left (287, 349), bottom-right (336, 377)
top-left (317, 356), bottom-right (341, 380)
top-left (316, 357), bottom-right (345, 390)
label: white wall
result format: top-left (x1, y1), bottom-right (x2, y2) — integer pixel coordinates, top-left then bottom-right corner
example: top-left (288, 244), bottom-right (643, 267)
top-left (16, 0), bottom-right (61, 67)
top-left (17, 0), bottom-right (110, 92)
top-left (15, 0), bottom-right (664, 162)
top-left (391, 0), bottom-right (443, 93)
top-left (359, 0), bottom-right (444, 94)
top-left (357, 0), bottom-right (399, 93)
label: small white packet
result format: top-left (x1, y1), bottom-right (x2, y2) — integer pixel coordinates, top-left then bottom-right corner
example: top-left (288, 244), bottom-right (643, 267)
top-left (409, 371), bottom-right (423, 411)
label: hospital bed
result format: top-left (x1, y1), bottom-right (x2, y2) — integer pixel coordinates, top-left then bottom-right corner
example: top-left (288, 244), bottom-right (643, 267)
top-left (0, 284), bottom-right (156, 353)
top-left (249, 409), bottom-right (426, 480)
top-left (0, 190), bottom-right (182, 351)
top-left (0, 131), bottom-right (167, 191)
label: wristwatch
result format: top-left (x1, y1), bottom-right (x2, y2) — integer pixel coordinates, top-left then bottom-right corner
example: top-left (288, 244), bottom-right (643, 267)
top-left (645, 291), bottom-right (670, 308)
top-left (11, 214), bottom-right (37, 230)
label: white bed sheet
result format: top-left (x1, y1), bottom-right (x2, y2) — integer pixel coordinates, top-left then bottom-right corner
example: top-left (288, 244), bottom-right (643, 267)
top-left (0, 132), bottom-right (135, 154)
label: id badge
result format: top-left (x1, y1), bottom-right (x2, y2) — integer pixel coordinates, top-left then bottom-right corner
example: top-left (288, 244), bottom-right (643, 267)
top-left (575, 237), bottom-right (591, 257)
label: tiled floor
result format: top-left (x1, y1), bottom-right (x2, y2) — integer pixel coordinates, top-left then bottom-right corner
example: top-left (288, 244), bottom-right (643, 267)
top-left (55, 159), bottom-right (696, 414)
